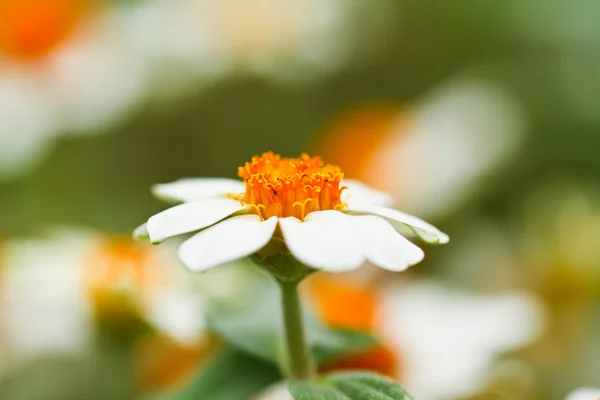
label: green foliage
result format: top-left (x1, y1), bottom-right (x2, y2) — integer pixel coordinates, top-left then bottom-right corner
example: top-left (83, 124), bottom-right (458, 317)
top-left (206, 272), bottom-right (376, 368)
top-left (289, 372), bottom-right (415, 400)
top-left (170, 347), bottom-right (280, 400)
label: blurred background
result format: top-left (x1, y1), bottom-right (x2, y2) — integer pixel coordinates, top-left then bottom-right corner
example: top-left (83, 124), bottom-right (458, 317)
top-left (0, 0), bottom-right (599, 399)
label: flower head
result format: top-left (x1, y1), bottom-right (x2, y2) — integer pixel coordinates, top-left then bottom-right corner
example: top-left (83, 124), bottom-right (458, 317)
top-left (138, 152), bottom-right (449, 273)
top-left (238, 152), bottom-right (346, 220)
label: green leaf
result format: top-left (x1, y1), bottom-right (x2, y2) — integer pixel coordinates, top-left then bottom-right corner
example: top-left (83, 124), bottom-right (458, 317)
top-left (289, 372), bottom-right (415, 400)
top-left (169, 347), bottom-right (281, 400)
top-left (206, 264), bottom-right (376, 368)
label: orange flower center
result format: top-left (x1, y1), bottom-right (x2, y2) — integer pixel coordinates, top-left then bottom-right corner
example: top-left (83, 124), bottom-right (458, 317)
top-left (237, 152), bottom-right (347, 220)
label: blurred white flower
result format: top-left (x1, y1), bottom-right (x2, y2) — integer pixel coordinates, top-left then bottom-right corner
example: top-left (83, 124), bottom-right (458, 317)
top-left (0, 228), bottom-right (207, 369)
top-left (0, 4), bottom-right (149, 179)
top-left (190, 0), bottom-right (347, 81)
top-left (565, 388), bottom-right (600, 400)
top-left (45, 14), bottom-right (149, 135)
top-left (320, 78), bottom-right (526, 219)
top-left (138, 152), bottom-right (448, 273)
top-left (0, 0), bottom-right (396, 179)
top-left (379, 283), bottom-right (546, 400)
top-left (0, 230), bottom-right (94, 362)
top-left (309, 277), bottom-right (545, 400)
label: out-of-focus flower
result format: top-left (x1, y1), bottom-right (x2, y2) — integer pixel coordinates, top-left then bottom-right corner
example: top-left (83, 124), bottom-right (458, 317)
top-left (132, 333), bottom-right (218, 394)
top-left (0, 0), bottom-right (396, 179)
top-left (427, 184), bottom-right (600, 394)
top-left (189, 0), bottom-right (395, 82)
top-left (564, 388), bottom-right (600, 400)
top-left (0, 2), bottom-right (147, 179)
top-left (318, 78), bottom-right (526, 218)
top-left (508, 185), bottom-right (600, 383)
top-left (0, 230), bottom-right (94, 363)
top-left (0, 0), bottom-right (91, 178)
top-left (0, 228), bottom-right (206, 369)
top-left (0, 0), bottom-right (88, 60)
top-left (521, 185), bottom-right (600, 303)
top-left (381, 283), bottom-right (544, 400)
top-left (309, 277), bottom-right (545, 400)
top-left (138, 152), bottom-right (448, 273)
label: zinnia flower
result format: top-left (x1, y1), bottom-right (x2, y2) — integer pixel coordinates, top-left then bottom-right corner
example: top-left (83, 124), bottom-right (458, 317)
top-left (137, 152), bottom-right (448, 272)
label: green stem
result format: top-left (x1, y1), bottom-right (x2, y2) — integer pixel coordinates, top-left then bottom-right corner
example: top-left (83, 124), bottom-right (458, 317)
top-left (278, 280), bottom-right (315, 381)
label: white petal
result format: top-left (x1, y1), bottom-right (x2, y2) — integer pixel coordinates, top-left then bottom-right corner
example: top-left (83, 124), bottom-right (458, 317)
top-left (147, 199), bottom-right (245, 243)
top-left (179, 215), bottom-right (277, 272)
top-left (565, 388), bottom-right (600, 400)
top-left (132, 223), bottom-right (149, 241)
top-left (279, 210), bottom-right (365, 272)
top-left (351, 215), bottom-right (424, 271)
top-left (346, 203), bottom-right (449, 244)
top-left (152, 178), bottom-right (245, 203)
top-left (342, 179), bottom-right (395, 207)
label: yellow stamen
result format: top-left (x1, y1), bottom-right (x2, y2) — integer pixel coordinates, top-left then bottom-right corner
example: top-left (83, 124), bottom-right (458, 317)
top-left (238, 152), bottom-right (347, 221)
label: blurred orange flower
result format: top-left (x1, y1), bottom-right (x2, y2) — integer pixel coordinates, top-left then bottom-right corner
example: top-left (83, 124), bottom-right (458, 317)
top-left (317, 103), bottom-right (407, 188)
top-left (310, 276), bottom-right (401, 378)
top-left (0, 0), bottom-right (88, 59)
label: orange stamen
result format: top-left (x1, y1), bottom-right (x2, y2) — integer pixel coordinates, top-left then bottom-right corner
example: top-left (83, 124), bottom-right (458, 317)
top-left (238, 152), bottom-right (347, 220)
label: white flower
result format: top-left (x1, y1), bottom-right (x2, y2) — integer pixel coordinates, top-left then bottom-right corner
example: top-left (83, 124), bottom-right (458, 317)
top-left (565, 388), bottom-right (600, 400)
top-left (0, 227), bottom-right (207, 370)
top-left (0, 230), bottom-right (95, 363)
top-left (379, 283), bottom-right (546, 400)
top-left (319, 78), bottom-right (525, 219)
top-left (137, 152), bottom-right (448, 273)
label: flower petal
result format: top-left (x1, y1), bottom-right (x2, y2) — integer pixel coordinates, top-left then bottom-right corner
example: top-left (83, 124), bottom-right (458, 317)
top-left (279, 210), bottom-right (365, 272)
top-left (346, 203), bottom-right (449, 244)
top-left (179, 215), bottom-right (277, 272)
top-left (342, 179), bottom-right (395, 207)
top-left (351, 215), bottom-right (424, 271)
top-left (132, 222), bottom-right (149, 241)
top-left (152, 178), bottom-right (245, 203)
top-left (147, 199), bottom-right (246, 243)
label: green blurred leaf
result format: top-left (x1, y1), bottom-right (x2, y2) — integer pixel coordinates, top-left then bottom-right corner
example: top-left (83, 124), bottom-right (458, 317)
top-left (206, 273), bottom-right (376, 368)
top-left (289, 372), bottom-right (415, 400)
top-left (170, 346), bottom-right (280, 400)
top-left (309, 328), bottom-right (375, 365)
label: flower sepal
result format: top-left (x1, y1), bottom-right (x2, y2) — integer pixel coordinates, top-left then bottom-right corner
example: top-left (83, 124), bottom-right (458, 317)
top-left (254, 238), bottom-right (315, 284)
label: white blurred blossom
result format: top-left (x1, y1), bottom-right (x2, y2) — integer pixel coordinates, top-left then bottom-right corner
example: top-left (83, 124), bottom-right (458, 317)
top-left (378, 283), bottom-right (545, 400)
top-left (0, 0), bottom-right (395, 179)
top-left (368, 78), bottom-right (525, 218)
top-left (320, 77), bottom-right (526, 219)
top-left (0, 228), bottom-right (206, 369)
